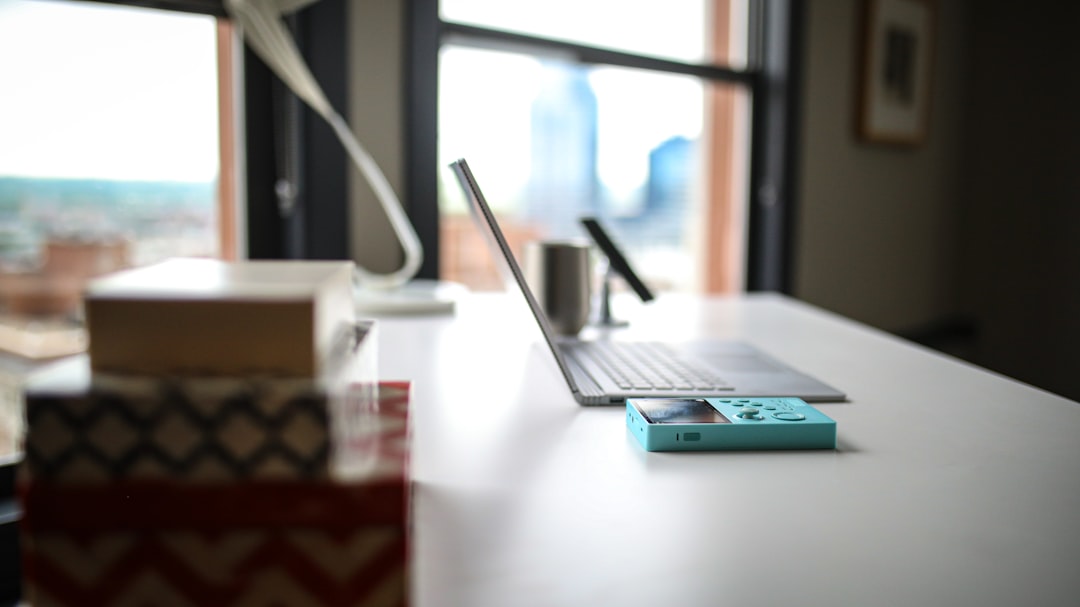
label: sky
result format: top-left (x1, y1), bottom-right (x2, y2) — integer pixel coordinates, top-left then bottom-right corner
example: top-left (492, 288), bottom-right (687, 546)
top-left (439, 47), bottom-right (705, 213)
top-left (0, 0), bottom-right (220, 183)
top-left (0, 0), bottom-right (710, 190)
top-left (440, 0), bottom-right (709, 63)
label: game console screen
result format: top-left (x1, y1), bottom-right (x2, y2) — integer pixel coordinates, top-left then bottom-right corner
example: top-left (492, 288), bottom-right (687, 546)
top-left (633, 399), bottom-right (731, 424)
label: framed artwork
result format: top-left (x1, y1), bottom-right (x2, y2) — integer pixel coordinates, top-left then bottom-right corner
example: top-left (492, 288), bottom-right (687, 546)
top-left (857, 0), bottom-right (935, 145)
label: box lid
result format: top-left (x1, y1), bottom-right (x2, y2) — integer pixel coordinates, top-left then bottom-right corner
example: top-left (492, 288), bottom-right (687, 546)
top-left (83, 259), bottom-right (358, 377)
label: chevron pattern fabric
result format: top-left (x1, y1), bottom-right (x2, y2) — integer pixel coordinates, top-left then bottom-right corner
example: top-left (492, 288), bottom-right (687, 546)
top-left (20, 382), bottom-right (412, 606)
top-left (25, 379), bottom-right (335, 482)
top-left (23, 527), bottom-right (407, 607)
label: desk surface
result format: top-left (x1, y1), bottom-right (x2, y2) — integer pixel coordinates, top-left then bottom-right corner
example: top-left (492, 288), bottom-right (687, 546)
top-left (374, 292), bottom-right (1080, 607)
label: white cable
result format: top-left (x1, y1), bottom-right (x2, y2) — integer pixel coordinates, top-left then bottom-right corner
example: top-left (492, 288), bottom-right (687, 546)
top-left (224, 0), bottom-right (423, 290)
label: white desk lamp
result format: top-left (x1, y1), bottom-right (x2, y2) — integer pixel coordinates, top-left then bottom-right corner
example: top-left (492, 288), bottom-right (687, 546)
top-left (225, 0), bottom-right (460, 313)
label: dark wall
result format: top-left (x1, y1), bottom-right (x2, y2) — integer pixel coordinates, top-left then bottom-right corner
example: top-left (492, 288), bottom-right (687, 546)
top-left (957, 1), bottom-right (1080, 400)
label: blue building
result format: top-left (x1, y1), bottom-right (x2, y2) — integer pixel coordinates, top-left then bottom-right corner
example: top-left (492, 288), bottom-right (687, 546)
top-left (525, 63), bottom-right (600, 238)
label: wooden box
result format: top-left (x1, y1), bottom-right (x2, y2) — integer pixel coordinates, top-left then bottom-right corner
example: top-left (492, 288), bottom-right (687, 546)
top-left (83, 258), bottom-right (357, 377)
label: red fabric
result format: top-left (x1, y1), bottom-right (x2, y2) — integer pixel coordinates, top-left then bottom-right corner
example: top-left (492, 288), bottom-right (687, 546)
top-left (24, 527), bottom-right (407, 606)
top-left (20, 381), bottom-right (413, 606)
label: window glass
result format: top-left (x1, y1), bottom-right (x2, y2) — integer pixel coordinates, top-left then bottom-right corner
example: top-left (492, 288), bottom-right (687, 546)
top-left (439, 44), bottom-right (735, 292)
top-left (0, 0), bottom-right (224, 455)
top-left (0, 0), bottom-right (221, 346)
top-left (437, 0), bottom-right (753, 294)
top-left (0, 0), bottom-right (221, 308)
top-left (441, 0), bottom-right (714, 64)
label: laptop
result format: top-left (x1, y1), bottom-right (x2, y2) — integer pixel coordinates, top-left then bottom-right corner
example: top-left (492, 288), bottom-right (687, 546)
top-left (450, 158), bottom-right (846, 406)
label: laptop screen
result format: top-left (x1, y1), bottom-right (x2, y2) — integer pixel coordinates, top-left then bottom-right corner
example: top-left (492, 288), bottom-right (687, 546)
top-left (449, 159), bottom-right (583, 394)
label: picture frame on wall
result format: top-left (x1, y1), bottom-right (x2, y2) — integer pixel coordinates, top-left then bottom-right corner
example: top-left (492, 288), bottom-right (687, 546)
top-left (857, 0), bottom-right (935, 145)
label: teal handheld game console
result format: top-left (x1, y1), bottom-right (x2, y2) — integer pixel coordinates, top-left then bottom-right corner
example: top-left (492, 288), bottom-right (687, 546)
top-left (627, 397), bottom-right (836, 451)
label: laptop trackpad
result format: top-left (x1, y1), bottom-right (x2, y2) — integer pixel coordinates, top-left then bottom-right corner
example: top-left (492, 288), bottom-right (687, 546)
top-left (678, 342), bottom-right (785, 373)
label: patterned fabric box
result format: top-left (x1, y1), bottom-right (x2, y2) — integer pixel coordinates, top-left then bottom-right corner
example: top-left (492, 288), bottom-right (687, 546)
top-left (19, 382), bottom-right (411, 607)
top-left (21, 323), bottom-right (377, 484)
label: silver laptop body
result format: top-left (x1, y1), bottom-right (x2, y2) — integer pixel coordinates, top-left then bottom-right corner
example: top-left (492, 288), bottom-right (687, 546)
top-left (450, 158), bottom-right (846, 406)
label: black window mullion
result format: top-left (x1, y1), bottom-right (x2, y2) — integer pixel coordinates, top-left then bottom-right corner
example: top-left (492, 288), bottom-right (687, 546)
top-left (404, 0), bottom-right (442, 280)
top-left (243, 0), bottom-right (349, 260)
top-left (745, 0), bottom-right (802, 293)
top-left (81, 0), bottom-right (226, 16)
top-left (441, 21), bottom-right (756, 86)
top-left (243, 43), bottom-right (287, 259)
top-left (298, 0), bottom-right (349, 260)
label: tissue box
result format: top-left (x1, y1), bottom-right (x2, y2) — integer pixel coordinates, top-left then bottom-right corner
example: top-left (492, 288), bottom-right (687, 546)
top-left (83, 258), bottom-right (357, 377)
top-left (21, 321), bottom-right (377, 483)
top-left (19, 382), bottom-right (412, 607)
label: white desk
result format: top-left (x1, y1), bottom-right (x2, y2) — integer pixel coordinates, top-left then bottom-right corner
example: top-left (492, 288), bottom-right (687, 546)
top-left (373, 292), bottom-right (1080, 607)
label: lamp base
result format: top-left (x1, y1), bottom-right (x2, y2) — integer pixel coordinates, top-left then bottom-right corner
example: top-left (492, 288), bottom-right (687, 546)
top-left (354, 279), bottom-right (466, 315)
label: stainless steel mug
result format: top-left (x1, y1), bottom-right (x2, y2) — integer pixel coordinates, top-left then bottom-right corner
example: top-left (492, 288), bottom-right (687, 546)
top-left (523, 240), bottom-right (592, 335)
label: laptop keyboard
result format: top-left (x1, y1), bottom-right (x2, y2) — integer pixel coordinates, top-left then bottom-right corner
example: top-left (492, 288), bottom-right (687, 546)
top-left (575, 341), bottom-right (730, 391)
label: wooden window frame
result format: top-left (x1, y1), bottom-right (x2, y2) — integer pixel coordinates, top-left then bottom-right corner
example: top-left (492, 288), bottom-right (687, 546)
top-left (406, 0), bottom-right (804, 293)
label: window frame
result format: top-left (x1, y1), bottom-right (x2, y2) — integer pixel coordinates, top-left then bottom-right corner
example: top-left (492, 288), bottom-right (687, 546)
top-left (81, 0), bottom-right (226, 15)
top-left (87, 0), bottom-right (357, 263)
top-left (241, 0), bottom-right (352, 261)
top-left (80, 0), bottom-right (804, 289)
top-left (405, 0), bottom-right (803, 293)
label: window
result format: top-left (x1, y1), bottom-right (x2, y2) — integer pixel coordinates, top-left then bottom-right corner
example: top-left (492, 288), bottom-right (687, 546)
top-left (432, 0), bottom-right (754, 293)
top-left (0, 0), bottom-right (234, 460)
top-left (406, 0), bottom-right (803, 295)
top-left (0, 0), bottom-right (232, 356)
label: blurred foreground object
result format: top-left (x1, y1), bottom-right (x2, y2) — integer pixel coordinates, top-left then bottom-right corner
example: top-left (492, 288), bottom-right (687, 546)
top-left (83, 258), bottom-right (355, 376)
top-left (18, 258), bottom-right (411, 606)
top-left (0, 237), bottom-right (129, 360)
